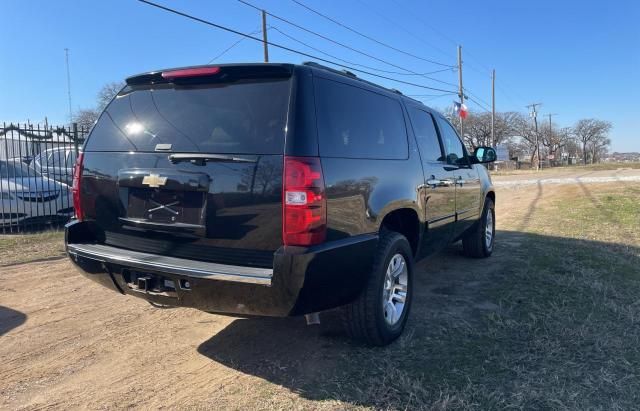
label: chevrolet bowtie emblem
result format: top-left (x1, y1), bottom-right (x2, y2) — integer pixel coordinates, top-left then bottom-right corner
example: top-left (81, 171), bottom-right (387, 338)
top-left (142, 174), bottom-right (168, 188)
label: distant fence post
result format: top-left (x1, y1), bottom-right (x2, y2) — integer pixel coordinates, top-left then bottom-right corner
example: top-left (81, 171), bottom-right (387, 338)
top-left (72, 122), bottom-right (79, 155)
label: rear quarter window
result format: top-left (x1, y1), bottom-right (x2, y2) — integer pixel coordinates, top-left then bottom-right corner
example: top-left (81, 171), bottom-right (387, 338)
top-left (314, 78), bottom-right (408, 159)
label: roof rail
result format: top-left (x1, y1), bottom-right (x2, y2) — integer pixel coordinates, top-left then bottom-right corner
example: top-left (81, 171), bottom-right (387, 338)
top-left (302, 61), bottom-right (401, 96)
top-left (302, 62), bottom-right (356, 78)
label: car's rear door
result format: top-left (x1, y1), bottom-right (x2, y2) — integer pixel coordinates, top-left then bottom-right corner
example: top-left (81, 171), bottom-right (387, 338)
top-left (406, 106), bottom-right (456, 256)
top-left (435, 117), bottom-right (482, 238)
top-left (79, 65), bottom-right (293, 268)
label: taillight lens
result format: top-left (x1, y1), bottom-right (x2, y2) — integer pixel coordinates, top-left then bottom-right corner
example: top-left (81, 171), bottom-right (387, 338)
top-left (72, 152), bottom-right (84, 221)
top-left (283, 156), bottom-right (326, 246)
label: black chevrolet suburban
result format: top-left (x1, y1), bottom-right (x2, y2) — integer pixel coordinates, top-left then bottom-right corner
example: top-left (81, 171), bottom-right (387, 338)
top-left (66, 62), bottom-right (496, 346)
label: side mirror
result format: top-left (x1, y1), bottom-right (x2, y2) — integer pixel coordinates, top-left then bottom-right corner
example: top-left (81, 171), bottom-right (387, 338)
top-left (473, 146), bottom-right (497, 163)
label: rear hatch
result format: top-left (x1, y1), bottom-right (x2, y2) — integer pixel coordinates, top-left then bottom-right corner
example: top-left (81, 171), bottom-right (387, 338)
top-left (80, 65), bottom-right (293, 268)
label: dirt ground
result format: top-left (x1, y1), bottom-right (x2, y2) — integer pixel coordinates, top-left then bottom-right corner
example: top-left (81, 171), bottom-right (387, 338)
top-left (1, 169), bottom-right (639, 410)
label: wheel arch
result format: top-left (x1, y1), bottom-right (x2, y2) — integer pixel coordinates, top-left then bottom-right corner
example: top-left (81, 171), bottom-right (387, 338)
top-left (486, 190), bottom-right (495, 205)
top-left (378, 207), bottom-right (421, 256)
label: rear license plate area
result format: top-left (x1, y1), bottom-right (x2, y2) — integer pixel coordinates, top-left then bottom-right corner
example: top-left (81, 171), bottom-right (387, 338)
top-left (126, 188), bottom-right (204, 225)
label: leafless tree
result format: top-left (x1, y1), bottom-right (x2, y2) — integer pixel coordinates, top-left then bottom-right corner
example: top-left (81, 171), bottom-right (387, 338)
top-left (573, 119), bottom-right (612, 164)
top-left (97, 82), bottom-right (125, 111)
top-left (564, 137), bottom-right (581, 159)
top-left (509, 113), bottom-right (540, 165)
top-left (73, 108), bottom-right (100, 131)
top-left (461, 111), bottom-right (519, 150)
top-left (73, 82), bottom-right (124, 129)
top-left (587, 134), bottom-right (611, 163)
top-left (541, 123), bottom-right (571, 166)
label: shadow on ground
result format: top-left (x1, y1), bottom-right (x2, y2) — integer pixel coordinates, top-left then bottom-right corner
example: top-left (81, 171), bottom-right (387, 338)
top-left (198, 231), bottom-right (640, 409)
top-left (0, 306), bottom-right (27, 336)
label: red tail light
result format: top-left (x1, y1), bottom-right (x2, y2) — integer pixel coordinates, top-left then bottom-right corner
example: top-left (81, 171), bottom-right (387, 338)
top-left (72, 152), bottom-right (84, 221)
top-left (283, 156), bottom-right (326, 246)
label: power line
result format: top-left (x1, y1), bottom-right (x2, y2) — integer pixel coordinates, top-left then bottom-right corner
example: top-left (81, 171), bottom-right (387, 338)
top-left (270, 25), bottom-right (455, 77)
top-left (466, 95), bottom-right (491, 112)
top-left (387, 0), bottom-right (490, 76)
top-left (326, 3), bottom-right (496, 117)
top-left (353, 0), bottom-right (454, 62)
top-left (386, 0), bottom-right (530, 110)
top-left (237, 0), bottom-right (416, 74)
top-left (290, 0), bottom-right (456, 68)
top-left (464, 88), bottom-right (492, 110)
top-left (496, 82), bottom-right (529, 109)
top-left (208, 26), bottom-right (263, 63)
top-left (236, 0), bottom-right (457, 86)
top-left (137, 0), bottom-right (458, 94)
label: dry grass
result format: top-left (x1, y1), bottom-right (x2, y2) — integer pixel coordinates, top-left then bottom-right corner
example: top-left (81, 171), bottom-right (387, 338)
top-left (293, 182), bottom-right (640, 410)
top-left (0, 229), bottom-right (65, 266)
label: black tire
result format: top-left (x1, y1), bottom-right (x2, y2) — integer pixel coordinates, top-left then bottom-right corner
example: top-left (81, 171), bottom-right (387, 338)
top-left (462, 197), bottom-right (495, 258)
top-left (342, 231), bottom-right (414, 346)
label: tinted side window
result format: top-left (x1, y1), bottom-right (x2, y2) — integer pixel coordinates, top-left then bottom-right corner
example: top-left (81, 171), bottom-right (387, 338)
top-left (407, 107), bottom-right (443, 162)
top-left (315, 78), bottom-right (408, 159)
top-left (436, 117), bottom-right (466, 166)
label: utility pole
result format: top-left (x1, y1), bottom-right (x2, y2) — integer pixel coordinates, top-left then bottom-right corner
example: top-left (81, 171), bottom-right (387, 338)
top-left (64, 48), bottom-right (73, 124)
top-left (546, 113), bottom-right (557, 166)
top-left (526, 103), bottom-right (542, 171)
top-left (547, 113), bottom-right (557, 133)
top-left (491, 69), bottom-right (496, 147)
top-left (457, 45), bottom-right (464, 137)
top-left (261, 10), bottom-right (269, 63)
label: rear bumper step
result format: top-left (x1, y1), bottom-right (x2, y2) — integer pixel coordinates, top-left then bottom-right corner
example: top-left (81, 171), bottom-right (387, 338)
top-left (67, 243), bottom-right (273, 286)
top-left (65, 220), bottom-right (379, 316)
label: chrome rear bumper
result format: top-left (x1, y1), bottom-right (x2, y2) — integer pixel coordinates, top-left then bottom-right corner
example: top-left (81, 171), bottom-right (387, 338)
top-left (67, 243), bottom-right (273, 286)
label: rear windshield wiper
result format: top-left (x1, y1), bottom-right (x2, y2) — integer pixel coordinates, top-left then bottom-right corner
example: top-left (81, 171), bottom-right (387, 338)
top-left (168, 153), bottom-right (256, 166)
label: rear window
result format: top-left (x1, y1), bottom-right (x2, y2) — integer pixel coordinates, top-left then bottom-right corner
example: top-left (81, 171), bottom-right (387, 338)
top-left (315, 78), bottom-right (408, 159)
top-left (85, 78), bottom-right (291, 154)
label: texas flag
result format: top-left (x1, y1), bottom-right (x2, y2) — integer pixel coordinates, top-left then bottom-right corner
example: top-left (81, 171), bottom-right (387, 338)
top-left (453, 102), bottom-right (468, 119)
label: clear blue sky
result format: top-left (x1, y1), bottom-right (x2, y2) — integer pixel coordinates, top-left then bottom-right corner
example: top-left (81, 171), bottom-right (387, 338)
top-left (1, 0), bottom-right (638, 151)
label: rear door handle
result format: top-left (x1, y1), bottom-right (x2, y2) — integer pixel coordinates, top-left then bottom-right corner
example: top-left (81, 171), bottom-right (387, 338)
top-left (426, 174), bottom-right (442, 188)
top-left (426, 175), bottom-right (453, 188)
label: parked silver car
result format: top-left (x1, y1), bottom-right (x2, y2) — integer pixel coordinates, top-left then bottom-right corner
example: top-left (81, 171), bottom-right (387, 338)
top-left (32, 147), bottom-right (77, 186)
top-left (0, 160), bottom-right (73, 226)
